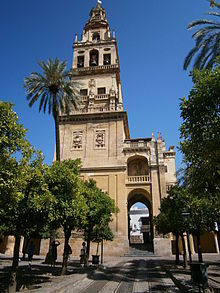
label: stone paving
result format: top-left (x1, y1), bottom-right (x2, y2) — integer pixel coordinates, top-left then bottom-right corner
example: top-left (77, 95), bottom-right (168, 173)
top-left (1, 253), bottom-right (220, 292)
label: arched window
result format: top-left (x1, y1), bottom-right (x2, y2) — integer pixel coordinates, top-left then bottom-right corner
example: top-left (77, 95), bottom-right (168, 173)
top-left (90, 49), bottom-right (99, 67)
top-left (127, 156), bottom-right (148, 176)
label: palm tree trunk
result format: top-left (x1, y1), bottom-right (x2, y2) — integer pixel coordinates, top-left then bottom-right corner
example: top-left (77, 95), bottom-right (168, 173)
top-left (54, 111), bottom-right (61, 162)
top-left (8, 235), bottom-right (21, 293)
top-left (46, 99), bottom-right (60, 263)
top-left (52, 92), bottom-right (61, 162)
top-left (61, 227), bottom-right (71, 276)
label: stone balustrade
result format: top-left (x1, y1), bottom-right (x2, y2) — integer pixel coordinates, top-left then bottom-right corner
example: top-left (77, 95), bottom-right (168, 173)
top-left (80, 94), bottom-right (109, 102)
top-left (95, 94), bottom-right (109, 100)
top-left (126, 175), bottom-right (151, 184)
top-left (73, 64), bottom-right (118, 73)
top-left (80, 95), bottom-right (88, 101)
top-left (123, 140), bottom-right (150, 153)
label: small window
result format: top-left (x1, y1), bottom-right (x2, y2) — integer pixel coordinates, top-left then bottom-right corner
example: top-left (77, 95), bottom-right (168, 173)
top-left (77, 56), bottom-right (84, 68)
top-left (97, 87), bottom-right (106, 95)
top-left (103, 54), bottom-right (111, 65)
top-left (92, 32), bottom-right (100, 41)
top-left (80, 89), bottom-right (88, 96)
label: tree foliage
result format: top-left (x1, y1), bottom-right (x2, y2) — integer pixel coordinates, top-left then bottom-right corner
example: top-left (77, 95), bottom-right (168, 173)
top-left (180, 65), bottom-right (220, 194)
top-left (154, 186), bottom-right (219, 263)
top-left (0, 102), bottom-right (52, 292)
top-left (81, 179), bottom-right (118, 258)
top-left (24, 58), bottom-right (79, 161)
top-left (0, 102), bottom-right (52, 239)
top-left (46, 159), bottom-right (87, 275)
top-left (184, 3), bottom-right (220, 70)
top-left (154, 186), bottom-right (189, 236)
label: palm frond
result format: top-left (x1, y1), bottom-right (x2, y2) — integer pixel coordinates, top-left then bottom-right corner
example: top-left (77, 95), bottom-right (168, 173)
top-left (188, 19), bottom-right (219, 29)
top-left (184, 47), bottom-right (199, 70)
top-left (184, 7), bottom-right (220, 70)
top-left (193, 26), bottom-right (220, 41)
top-left (205, 11), bottom-right (220, 17)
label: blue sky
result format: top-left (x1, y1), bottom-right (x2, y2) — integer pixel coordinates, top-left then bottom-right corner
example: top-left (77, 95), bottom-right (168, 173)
top-left (0, 0), bottom-right (212, 170)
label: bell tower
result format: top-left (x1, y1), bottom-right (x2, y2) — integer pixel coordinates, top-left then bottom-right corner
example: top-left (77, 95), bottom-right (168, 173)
top-left (59, 3), bottom-right (177, 257)
top-left (59, 2), bottom-right (129, 171)
top-left (59, 3), bottom-right (131, 255)
top-left (72, 2), bottom-right (124, 114)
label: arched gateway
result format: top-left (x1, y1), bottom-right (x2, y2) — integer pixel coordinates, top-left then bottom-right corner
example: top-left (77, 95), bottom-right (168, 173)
top-left (127, 189), bottom-right (153, 251)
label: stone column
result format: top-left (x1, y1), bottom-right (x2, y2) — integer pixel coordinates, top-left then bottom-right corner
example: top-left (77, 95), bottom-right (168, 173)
top-left (214, 232), bottom-right (220, 253)
top-left (99, 49), bottom-right (103, 66)
top-left (190, 234), bottom-right (195, 254)
top-left (84, 49), bottom-right (89, 68)
top-left (5, 236), bottom-right (15, 255)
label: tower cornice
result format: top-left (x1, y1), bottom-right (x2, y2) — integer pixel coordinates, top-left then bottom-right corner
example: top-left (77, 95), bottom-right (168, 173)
top-left (59, 111), bottom-right (130, 139)
top-left (73, 39), bottom-right (116, 48)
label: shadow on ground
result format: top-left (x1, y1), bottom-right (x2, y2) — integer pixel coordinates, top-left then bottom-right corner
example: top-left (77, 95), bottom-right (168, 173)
top-left (1, 257), bottom-right (219, 292)
top-left (0, 259), bottom-right (96, 292)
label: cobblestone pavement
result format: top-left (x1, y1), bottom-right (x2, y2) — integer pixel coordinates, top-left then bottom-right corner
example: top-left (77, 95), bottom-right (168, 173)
top-left (26, 259), bottom-right (179, 293)
top-left (1, 254), bottom-right (220, 292)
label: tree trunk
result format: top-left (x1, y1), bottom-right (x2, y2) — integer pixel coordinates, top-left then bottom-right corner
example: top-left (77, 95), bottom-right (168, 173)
top-left (196, 230), bottom-right (203, 263)
top-left (175, 233), bottom-right (180, 265)
top-left (45, 100), bottom-right (60, 263)
top-left (86, 230), bottom-right (91, 259)
top-left (96, 241), bottom-right (99, 255)
top-left (181, 233), bottom-right (187, 268)
top-left (101, 239), bottom-right (103, 264)
top-left (61, 228), bottom-right (71, 276)
top-left (8, 235), bottom-right (21, 293)
top-left (53, 105), bottom-right (60, 162)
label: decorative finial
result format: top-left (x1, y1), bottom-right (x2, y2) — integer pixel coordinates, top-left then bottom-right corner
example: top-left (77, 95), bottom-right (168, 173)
top-left (97, 0), bottom-right (102, 6)
top-left (75, 33), bottom-right (78, 43)
top-left (152, 132), bottom-right (155, 141)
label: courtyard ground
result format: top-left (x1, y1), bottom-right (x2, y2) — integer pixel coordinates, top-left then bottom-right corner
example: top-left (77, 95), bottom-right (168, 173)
top-left (0, 253), bottom-right (220, 292)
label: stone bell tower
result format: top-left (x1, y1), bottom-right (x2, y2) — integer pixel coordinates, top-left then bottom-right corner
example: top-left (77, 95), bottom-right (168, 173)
top-left (59, 3), bottom-right (131, 255)
top-left (58, 3), bottom-right (177, 256)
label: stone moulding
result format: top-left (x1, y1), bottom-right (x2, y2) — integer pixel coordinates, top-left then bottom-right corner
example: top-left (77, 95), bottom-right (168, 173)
top-left (59, 111), bottom-right (130, 139)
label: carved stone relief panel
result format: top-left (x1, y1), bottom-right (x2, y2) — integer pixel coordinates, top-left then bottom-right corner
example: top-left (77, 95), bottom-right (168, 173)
top-left (89, 78), bottom-right (96, 89)
top-left (95, 129), bottom-right (106, 148)
top-left (72, 130), bottom-right (83, 150)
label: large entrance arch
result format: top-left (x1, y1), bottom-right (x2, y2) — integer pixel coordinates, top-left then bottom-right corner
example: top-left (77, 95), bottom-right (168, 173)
top-left (127, 189), bottom-right (153, 252)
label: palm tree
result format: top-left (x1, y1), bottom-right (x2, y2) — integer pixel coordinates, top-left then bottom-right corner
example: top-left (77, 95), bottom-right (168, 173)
top-left (24, 58), bottom-right (79, 161)
top-left (184, 3), bottom-right (220, 70)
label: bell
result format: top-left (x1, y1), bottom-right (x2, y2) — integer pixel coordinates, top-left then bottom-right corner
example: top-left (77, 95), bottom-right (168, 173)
top-left (91, 60), bottom-right (97, 66)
